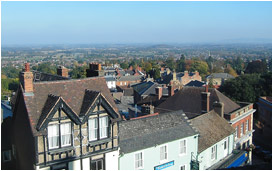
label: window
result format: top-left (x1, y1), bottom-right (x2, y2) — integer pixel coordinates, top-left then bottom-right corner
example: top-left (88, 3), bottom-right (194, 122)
top-left (60, 123), bottom-right (71, 147)
top-left (91, 159), bottom-right (104, 170)
top-left (3, 150), bottom-right (11, 162)
top-left (99, 116), bottom-right (108, 139)
top-left (235, 125), bottom-right (239, 139)
top-left (180, 165), bottom-right (186, 170)
top-left (48, 124), bottom-right (59, 149)
top-left (180, 139), bottom-right (187, 155)
top-left (120, 82), bottom-right (123, 85)
top-left (240, 123), bottom-right (244, 136)
top-left (88, 116), bottom-right (109, 141)
top-left (160, 145), bottom-right (167, 161)
top-left (48, 123), bottom-right (72, 149)
top-left (211, 145), bottom-right (217, 160)
top-left (246, 120), bottom-right (249, 132)
top-left (88, 118), bottom-right (98, 141)
top-left (135, 152), bottom-right (143, 169)
top-left (51, 163), bottom-right (68, 170)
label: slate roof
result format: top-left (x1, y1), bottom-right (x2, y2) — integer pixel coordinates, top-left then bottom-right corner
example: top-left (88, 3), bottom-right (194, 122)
top-left (131, 81), bottom-right (161, 96)
top-left (22, 77), bottom-right (120, 135)
top-left (155, 87), bottom-right (240, 117)
top-left (119, 110), bottom-right (198, 154)
top-left (104, 76), bottom-right (116, 82)
top-left (207, 73), bottom-right (235, 79)
top-left (185, 80), bottom-right (206, 87)
top-left (117, 75), bottom-right (143, 82)
top-left (190, 110), bottom-right (235, 153)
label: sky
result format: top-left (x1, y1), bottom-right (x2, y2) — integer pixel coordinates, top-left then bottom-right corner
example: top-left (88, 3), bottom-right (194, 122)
top-left (1, 1), bottom-right (272, 45)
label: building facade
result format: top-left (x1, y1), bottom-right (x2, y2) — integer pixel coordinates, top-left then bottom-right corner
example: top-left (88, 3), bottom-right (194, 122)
top-left (118, 111), bottom-right (199, 170)
top-left (11, 63), bottom-right (121, 170)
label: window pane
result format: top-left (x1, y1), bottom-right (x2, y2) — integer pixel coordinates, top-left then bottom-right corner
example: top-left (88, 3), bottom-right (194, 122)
top-left (91, 162), bottom-right (97, 170)
top-left (99, 117), bottom-right (108, 139)
top-left (160, 146), bottom-right (167, 161)
top-left (180, 140), bottom-right (186, 154)
top-left (48, 125), bottom-right (59, 149)
top-left (97, 160), bottom-right (103, 170)
top-left (135, 152), bottom-right (143, 169)
top-left (89, 118), bottom-right (98, 141)
top-left (61, 123), bottom-right (71, 147)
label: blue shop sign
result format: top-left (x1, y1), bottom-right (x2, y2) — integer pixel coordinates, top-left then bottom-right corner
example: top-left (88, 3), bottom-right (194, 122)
top-left (154, 161), bottom-right (174, 170)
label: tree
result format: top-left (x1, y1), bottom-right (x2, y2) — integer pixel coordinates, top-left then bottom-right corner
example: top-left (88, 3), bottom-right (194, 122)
top-left (224, 65), bottom-right (238, 77)
top-left (33, 62), bottom-right (57, 75)
top-left (190, 60), bottom-right (209, 78)
top-left (219, 73), bottom-right (271, 103)
top-left (69, 66), bottom-right (88, 79)
top-left (2, 66), bottom-right (20, 79)
top-left (143, 62), bottom-right (152, 72)
top-left (120, 62), bottom-right (129, 69)
top-left (176, 54), bottom-right (186, 72)
top-left (165, 57), bottom-right (176, 71)
top-left (245, 60), bottom-right (268, 74)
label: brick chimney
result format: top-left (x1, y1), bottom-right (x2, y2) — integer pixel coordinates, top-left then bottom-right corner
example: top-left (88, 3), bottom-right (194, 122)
top-left (57, 66), bottom-right (68, 77)
top-left (19, 63), bottom-right (33, 93)
top-left (201, 83), bottom-right (210, 113)
top-left (213, 101), bottom-right (224, 118)
top-left (168, 85), bottom-right (174, 97)
top-left (86, 63), bottom-right (104, 77)
top-left (155, 87), bottom-right (163, 100)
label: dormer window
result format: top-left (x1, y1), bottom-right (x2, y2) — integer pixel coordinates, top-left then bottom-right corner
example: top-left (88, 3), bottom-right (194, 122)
top-left (88, 116), bottom-right (109, 141)
top-left (48, 122), bottom-right (72, 150)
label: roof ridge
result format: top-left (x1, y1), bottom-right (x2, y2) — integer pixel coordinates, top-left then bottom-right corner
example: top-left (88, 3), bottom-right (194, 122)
top-left (33, 76), bottom-right (105, 85)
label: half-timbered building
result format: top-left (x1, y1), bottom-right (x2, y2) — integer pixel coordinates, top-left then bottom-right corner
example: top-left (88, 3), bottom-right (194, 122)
top-left (12, 63), bottom-right (121, 170)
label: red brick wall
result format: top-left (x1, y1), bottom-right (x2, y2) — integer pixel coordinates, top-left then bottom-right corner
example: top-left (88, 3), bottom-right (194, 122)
top-left (232, 114), bottom-right (252, 139)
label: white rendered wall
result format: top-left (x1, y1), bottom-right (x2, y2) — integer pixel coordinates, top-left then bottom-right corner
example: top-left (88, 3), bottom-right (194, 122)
top-left (105, 150), bottom-right (119, 170)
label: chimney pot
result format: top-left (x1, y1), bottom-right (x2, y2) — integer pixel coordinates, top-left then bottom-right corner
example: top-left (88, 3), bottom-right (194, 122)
top-left (25, 63), bottom-right (30, 72)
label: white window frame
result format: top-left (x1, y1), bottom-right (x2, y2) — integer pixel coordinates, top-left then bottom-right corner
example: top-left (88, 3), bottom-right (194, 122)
top-left (180, 164), bottom-right (186, 170)
top-left (160, 145), bottom-right (168, 162)
top-left (48, 122), bottom-right (72, 150)
top-left (240, 123), bottom-right (244, 136)
top-left (88, 118), bottom-right (98, 141)
top-left (246, 120), bottom-right (249, 132)
top-left (211, 145), bottom-right (217, 161)
top-left (179, 139), bottom-right (187, 156)
top-left (99, 116), bottom-right (109, 139)
top-left (134, 151), bottom-right (144, 170)
top-left (48, 124), bottom-right (59, 149)
top-left (60, 122), bottom-right (72, 147)
top-left (3, 150), bottom-right (11, 162)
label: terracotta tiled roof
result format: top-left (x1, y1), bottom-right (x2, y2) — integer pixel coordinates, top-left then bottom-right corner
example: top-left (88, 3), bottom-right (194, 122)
top-left (23, 77), bottom-right (119, 135)
top-left (191, 110), bottom-right (235, 153)
top-left (155, 87), bottom-right (240, 117)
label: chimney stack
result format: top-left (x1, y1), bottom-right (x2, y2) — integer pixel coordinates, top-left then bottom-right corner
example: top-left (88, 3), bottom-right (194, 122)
top-left (86, 63), bottom-right (104, 77)
top-left (19, 63), bottom-right (33, 93)
top-left (213, 101), bottom-right (224, 118)
top-left (57, 66), bottom-right (68, 77)
top-left (201, 83), bottom-right (210, 113)
top-left (155, 87), bottom-right (163, 100)
top-left (168, 85), bottom-right (174, 97)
